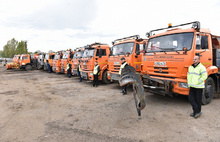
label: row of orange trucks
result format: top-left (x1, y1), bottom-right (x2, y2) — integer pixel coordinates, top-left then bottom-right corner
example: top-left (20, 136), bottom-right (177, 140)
top-left (6, 21), bottom-right (220, 106)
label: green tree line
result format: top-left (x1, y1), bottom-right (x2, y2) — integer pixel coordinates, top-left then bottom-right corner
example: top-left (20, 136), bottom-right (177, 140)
top-left (0, 38), bottom-right (28, 58)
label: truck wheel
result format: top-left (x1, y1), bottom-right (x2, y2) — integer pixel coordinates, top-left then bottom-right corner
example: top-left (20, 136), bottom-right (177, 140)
top-left (102, 70), bottom-right (111, 84)
top-left (202, 77), bottom-right (214, 105)
top-left (25, 65), bottom-right (32, 71)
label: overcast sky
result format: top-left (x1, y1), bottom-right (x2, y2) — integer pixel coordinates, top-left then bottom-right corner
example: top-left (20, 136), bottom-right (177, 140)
top-left (0, 0), bottom-right (220, 52)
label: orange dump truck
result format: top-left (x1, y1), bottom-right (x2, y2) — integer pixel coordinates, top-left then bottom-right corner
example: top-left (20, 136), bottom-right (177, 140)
top-left (80, 43), bottom-right (110, 83)
top-left (107, 35), bottom-right (148, 81)
top-left (141, 21), bottom-right (220, 104)
top-left (19, 54), bottom-right (38, 70)
top-left (60, 49), bottom-right (74, 74)
top-left (71, 48), bottom-right (84, 76)
top-left (52, 51), bottom-right (63, 73)
top-left (44, 53), bottom-right (55, 71)
top-left (6, 55), bottom-right (21, 69)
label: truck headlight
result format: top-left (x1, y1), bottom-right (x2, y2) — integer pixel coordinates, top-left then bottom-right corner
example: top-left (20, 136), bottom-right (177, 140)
top-left (90, 73), bottom-right (93, 75)
top-left (179, 82), bottom-right (188, 88)
top-left (107, 73), bottom-right (110, 76)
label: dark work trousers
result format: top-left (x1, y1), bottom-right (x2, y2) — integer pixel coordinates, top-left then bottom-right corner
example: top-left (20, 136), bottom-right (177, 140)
top-left (67, 69), bottom-right (71, 78)
top-left (78, 71), bottom-right (82, 82)
top-left (188, 87), bottom-right (203, 114)
top-left (122, 84), bottom-right (127, 93)
top-left (47, 63), bottom-right (51, 73)
top-left (93, 75), bottom-right (98, 87)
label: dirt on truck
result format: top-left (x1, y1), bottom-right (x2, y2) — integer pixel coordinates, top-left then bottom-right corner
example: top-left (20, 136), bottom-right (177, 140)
top-left (141, 21), bottom-right (220, 105)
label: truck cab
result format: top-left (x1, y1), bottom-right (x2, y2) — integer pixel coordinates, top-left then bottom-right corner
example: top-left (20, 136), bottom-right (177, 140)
top-left (107, 35), bottom-right (147, 81)
top-left (71, 48), bottom-right (84, 76)
top-left (52, 51), bottom-right (63, 73)
top-left (60, 49), bottom-right (74, 74)
top-left (19, 54), bottom-right (38, 70)
top-left (80, 43), bottom-right (110, 83)
top-left (142, 21), bottom-right (220, 104)
top-left (44, 53), bottom-right (55, 71)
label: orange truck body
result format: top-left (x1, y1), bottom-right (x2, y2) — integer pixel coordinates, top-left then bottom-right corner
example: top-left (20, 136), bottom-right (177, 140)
top-left (71, 49), bottom-right (84, 76)
top-left (80, 43), bottom-right (110, 83)
top-left (44, 53), bottom-right (55, 71)
top-left (107, 35), bottom-right (148, 81)
top-left (19, 54), bottom-right (39, 70)
top-left (141, 21), bottom-right (220, 104)
top-left (60, 50), bottom-right (74, 74)
top-left (52, 52), bottom-right (63, 73)
top-left (6, 55), bottom-right (20, 69)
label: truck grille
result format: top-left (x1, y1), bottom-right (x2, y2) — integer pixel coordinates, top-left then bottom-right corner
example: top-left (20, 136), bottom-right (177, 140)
top-left (154, 67), bottom-right (169, 74)
top-left (114, 65), bottom-right (120, 71)
top-left (83, 65), bottom-right (87, 69)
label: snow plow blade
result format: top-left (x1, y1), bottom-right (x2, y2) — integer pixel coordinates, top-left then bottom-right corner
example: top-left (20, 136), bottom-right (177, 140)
top-left (119, 66), bottom-right (146, 116)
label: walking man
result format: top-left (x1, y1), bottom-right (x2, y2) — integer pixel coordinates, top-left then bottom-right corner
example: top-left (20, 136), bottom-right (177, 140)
top-left (187, 56), bottom-right (207, 118)
top-left (77, 60), bottom-right (82, 82)
top-left (92, 61), bottom-right (100, 87)
top-left (119, 57), bottom-right (128, 95)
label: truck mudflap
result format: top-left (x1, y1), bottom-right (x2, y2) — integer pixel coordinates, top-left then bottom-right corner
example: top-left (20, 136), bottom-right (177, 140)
top-left (142, 75), bottom-right (175, 97)
top-left (119, 66), bottom-right (146, 116)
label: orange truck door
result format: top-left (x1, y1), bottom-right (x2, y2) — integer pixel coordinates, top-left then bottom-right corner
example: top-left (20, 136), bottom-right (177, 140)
top-left (195, 34), bottom-right (212, 68)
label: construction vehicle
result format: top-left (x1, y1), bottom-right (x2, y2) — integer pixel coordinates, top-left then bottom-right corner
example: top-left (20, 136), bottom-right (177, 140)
top-left (44, 53), bottom-right (55, 71)
top-left (19, 54), bottom-right (38, 70)
top-left (141, 21), bottom-right (220, 104)
top-left (71, 48), bottom-right (84, 76)
top-left (6, 55), bottom-right (21, 69)
top-left (37, 54), bottom-right (45, 69)
top-left (107, 35), bottom-right (148, 82)
top-left (60, 49), bottom-right (74, 74)
top-left (80, 43), bottom-right (110, 83)
top-left (52, 51), bottom-right (63, 73)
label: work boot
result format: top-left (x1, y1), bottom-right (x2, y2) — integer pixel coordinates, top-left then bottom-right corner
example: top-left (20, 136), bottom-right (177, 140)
top-left (190, 113), bottom-right (194, 117)
top-left (194, 112), bottom-right (202, 119)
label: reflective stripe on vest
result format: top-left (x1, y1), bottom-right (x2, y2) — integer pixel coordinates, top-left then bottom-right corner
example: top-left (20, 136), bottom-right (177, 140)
top-left (93, 65), bottom-right (100, 75)
top-left (119, 62), bottom-right (127, 75)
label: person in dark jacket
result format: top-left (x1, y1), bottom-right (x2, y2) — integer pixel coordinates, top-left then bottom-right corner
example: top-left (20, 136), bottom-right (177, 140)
top-left (92, 61), bottom-right (100, 87)
top-left (67, 61), bottom-right (71, 78)
top-left (77, 60), bottom-right (82, 82)
top-left (47, 60), bottom-right (51, 73)
top-left (119, 57), bottom-right (128, 95)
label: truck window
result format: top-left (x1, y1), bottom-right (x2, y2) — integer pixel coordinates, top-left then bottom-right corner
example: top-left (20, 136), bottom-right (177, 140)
top-left (196, 34), bottom-right (208, 50)
top-left (101, 49), bottom-right (106, 56)
top-left (96, 49), bottom-right (100, 56)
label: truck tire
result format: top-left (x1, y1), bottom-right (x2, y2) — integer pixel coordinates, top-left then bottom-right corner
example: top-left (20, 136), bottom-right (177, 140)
top-left (25, 65), bottom-right (32, 71)
top-left (202, 77), bottom-right (214, 105)
top-left (102, 70), bottom-right (111, 84)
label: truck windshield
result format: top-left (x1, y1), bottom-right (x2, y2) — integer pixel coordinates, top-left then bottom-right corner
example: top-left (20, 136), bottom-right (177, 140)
top-left (146, 32), bottom-right (194, 52)
top-left (82, 49), bottom-right (95, 58)
top-left (54, 54), bottom-right (60, 60)
top-left (62, 53), bottom-right (69, 59)
top-left (112, 42), bottom-right (134, 56)
top-left (45, 54), bottom-right (49, 60)
top-left (73, 51), bottom-right (83, 58)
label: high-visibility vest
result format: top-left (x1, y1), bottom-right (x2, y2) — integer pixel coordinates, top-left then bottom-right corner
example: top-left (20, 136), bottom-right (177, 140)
top-left (67, 63), bottom-right (70, 70)
top-left (119, 62), bottom-right (127, 75)
top-left (78, 64), bottom-right (82, 71)
top-left (93, 65), bottom-right (100, 75)
top-left (187, 63), bottom-right (207, 88)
